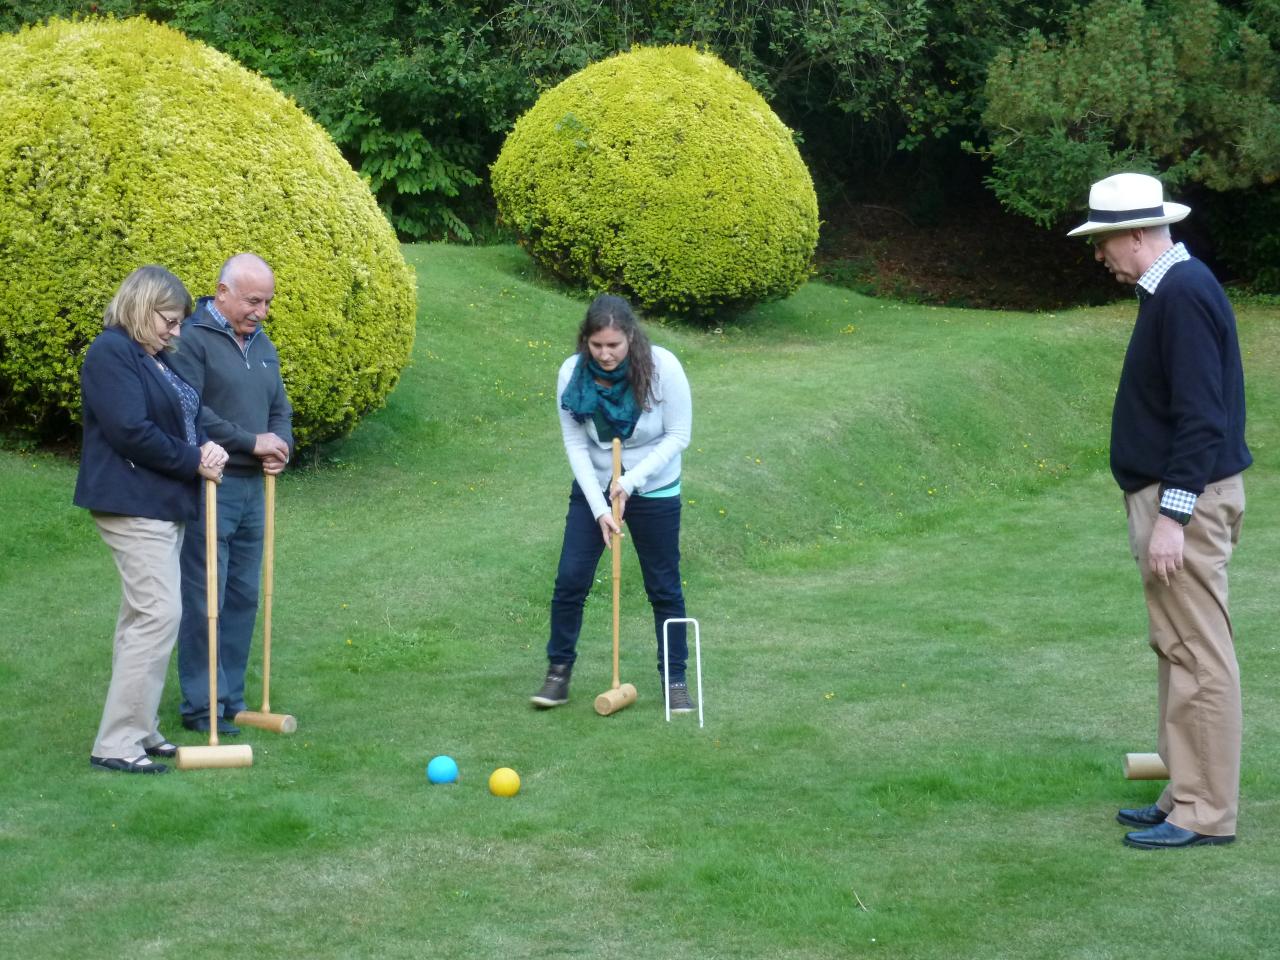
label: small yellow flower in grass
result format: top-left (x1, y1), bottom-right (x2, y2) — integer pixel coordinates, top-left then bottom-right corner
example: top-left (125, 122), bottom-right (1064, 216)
top-left (341, 603), bottom-right (348, 609)
top-left (841, 324), bottom-right (856, 334)
top-left (824, 691), bottom-right (835, 700)
top-left (718, 508), bottom-right (726, 516)
top-left (345, 638), bottom-right (353, 646)
top-left (687, 499), bottom-right (697, 505)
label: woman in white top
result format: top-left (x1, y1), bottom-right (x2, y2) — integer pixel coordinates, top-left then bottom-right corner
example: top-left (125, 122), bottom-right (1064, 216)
top-left (531, 295), bottom-right (694, 711)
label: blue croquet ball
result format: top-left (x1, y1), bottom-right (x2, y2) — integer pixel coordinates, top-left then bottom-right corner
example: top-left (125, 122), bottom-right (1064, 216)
top-left (426, 755), bottom-right (458, 784)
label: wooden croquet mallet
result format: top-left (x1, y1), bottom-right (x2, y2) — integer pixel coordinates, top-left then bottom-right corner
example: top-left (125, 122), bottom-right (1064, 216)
top-left (235, 472), bottom-right (297, 734)
top-left (1123, 752), bottom-right (1169, 780)
top-left (176, 478), bottom-right (254, 770)
top-left (594, 438), bottom-right (638, 717)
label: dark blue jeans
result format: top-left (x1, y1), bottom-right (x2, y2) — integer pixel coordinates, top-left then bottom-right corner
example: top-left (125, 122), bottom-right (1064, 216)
top-left (548, 483), bottom-right (687, 680)
top-left (177, 473), bottom-right (265, 720)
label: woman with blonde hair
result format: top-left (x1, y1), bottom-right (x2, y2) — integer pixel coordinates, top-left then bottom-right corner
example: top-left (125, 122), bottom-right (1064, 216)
top-left (74, 265), bottom-right (228, 773)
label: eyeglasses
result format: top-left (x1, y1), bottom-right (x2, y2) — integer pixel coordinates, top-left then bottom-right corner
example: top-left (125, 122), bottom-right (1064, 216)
top-left (155, 311), bottom-right (184, 331)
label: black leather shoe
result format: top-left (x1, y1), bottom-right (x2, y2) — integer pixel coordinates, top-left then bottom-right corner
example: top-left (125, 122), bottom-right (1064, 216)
top-left (1117, 803), bottom-right (1168, 829)
top-left (1123, 820), bottom-right (1235, 849)
top-left (181, 716), bottom-right (241, 736)
top-left (216, 716), bottom-right (241, 735)
top-left (144, 740), bottom-right (178, 759)
top-left (90, 755), bottom-right (169, 774)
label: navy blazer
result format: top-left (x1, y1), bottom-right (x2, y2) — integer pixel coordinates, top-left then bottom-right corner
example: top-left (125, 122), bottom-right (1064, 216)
top-left (73, 326), bottom-right (205, 521)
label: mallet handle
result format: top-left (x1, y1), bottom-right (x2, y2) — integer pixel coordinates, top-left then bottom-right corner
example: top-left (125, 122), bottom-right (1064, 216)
top-left (205, 477), bottom-right (220, 748)
top-left (261, 471), bottom-right (276, 713)
top-left (611, 438), bottom-right (622, 691)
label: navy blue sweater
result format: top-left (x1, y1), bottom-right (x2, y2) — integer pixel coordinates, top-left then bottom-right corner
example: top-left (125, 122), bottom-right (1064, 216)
top-left (167, 298), bottom-right (293, 476)
top-left (74, 327), bottom-right (205, 521)
top-left (1110, 258), bottom-right (1251, 494)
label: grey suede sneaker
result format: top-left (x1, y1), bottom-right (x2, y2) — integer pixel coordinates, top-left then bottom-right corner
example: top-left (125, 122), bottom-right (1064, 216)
top-left (531, 663), bottom-right (572, 707)
top-left (666, 680), bottom-right (695, 713)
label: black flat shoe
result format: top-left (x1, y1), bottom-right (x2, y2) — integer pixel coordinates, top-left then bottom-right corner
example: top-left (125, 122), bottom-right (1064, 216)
top-left (1117, 803), bottom-right (1168, 828)
top-left (1123, 820), bottom-right (1234, 849)
top-left (181, 716), bottom-right (241, 736)
top-left (144, 740), bottom-right (178, 759)
top-left (90, 755), bottom-right (169, 774)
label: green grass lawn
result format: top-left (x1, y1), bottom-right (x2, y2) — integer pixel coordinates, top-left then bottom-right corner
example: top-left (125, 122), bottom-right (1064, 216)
top-left (2, 244), bottom-right (1277, 959)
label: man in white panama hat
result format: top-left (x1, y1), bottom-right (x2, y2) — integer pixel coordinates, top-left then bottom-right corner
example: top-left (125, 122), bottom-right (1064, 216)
top-left (1071, 172), bottom-right (1252, 849)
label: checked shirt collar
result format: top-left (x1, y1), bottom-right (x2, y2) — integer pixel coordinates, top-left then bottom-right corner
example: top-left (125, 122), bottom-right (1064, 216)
top-left (1136, 242), bottom-right (1190, 301)
top-left (208, 300), bottom-right (259, 353)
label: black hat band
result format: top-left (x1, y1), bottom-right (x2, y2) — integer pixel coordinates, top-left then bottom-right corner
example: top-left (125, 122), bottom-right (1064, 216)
top-left (1088, 204), bottom-right (1165, 223)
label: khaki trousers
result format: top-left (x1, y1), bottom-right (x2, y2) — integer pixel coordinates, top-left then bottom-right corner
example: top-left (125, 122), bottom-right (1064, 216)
top-left (1125, 475), bottom-right (1245, 836)
top-left (92, 514), bottom-right (185, 759)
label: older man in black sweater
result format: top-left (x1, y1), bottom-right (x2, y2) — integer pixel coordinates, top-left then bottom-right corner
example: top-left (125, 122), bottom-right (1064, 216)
top-left (1069, 173), bottom-right (1252, 849)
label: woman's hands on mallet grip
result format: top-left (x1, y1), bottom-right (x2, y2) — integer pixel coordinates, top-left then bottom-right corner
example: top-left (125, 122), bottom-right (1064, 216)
top-left (598, 480), bottom-right (628, 546)
top-left (197, 441), bottom-right (229, 482)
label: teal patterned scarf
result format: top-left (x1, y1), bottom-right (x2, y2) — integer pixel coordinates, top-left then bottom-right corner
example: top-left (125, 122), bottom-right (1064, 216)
top-left (561, 355), bottom-right (640, 440)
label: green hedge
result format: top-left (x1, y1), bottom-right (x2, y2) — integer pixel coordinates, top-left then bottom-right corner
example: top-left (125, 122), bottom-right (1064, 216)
top-left (0, 16), bottom-right (417, 446)
top-left (491, 45), bottom-right (818, 316)
top-left (979, 0), bottom-right (1280, 228)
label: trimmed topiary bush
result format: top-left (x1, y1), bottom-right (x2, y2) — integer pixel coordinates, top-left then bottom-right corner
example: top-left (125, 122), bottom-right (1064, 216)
top-left (0, 16), bottom-right (417, 446)
top-left (491, 45), bottom-right (818, 316)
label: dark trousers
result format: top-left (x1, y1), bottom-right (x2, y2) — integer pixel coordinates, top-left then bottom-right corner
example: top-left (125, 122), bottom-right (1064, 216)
top-left (548, 483), bottom-right (687, 680)
top-left (177, 473), bottom-right (264, 720)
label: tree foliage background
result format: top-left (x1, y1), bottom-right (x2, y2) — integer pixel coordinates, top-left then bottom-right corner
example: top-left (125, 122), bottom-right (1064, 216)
top-left (978, 0), bottom-right (1280, 287)
top-left (2, 0), bottom-right (1277, 289)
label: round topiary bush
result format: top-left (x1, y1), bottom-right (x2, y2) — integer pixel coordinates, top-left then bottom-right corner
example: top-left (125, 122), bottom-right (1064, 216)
top-left (0, 16), bottom-right (417, 447)
top-left (491, 45), bottom-right (818, 317)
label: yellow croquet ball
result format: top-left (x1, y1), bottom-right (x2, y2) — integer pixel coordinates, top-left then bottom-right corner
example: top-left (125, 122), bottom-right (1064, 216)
top-left (488, 767), bottom-right (521, 797)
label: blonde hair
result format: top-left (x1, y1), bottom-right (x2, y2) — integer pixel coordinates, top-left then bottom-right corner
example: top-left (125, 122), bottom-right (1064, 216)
top-left (103, 265), bottom-right (193, 352)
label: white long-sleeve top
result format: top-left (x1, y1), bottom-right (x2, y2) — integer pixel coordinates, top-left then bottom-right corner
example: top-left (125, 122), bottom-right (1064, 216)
top-left (557, 344), bottom-right (692, 520)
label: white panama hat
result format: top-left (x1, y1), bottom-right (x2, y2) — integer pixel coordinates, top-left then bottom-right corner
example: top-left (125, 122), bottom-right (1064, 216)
top-left (1067, 172), bottom-right (1191, 237)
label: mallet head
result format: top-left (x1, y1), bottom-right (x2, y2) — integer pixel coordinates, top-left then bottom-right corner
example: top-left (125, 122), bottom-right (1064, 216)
top-left (1123, 752), bottom-right (1169, 780)
top-left (594, 683), bottom-right (637, 716)
top-left (234, 710), bottom-right (297, 734)
top-left (175, 744), bottom-right (254, 770)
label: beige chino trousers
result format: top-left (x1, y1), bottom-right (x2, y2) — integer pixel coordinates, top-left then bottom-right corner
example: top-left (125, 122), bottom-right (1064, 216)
top-left (92, 513), bottom-right (185, 759)
top-left (1125, 475), bottom-right (1245, 836)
